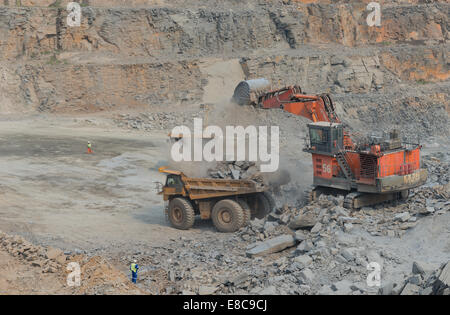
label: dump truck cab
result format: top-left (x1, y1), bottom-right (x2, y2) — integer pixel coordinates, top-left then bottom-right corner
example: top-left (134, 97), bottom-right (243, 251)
top-left (157, 168), bottom-right (188, 200)
top-left (162, 173), bottom-right (185, 198)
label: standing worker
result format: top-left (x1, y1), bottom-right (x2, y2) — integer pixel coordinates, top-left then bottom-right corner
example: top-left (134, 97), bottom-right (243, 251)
top-left (130, 260), bottom-right (139, 284)
top-left (87, 141), bottom-right (93, 154)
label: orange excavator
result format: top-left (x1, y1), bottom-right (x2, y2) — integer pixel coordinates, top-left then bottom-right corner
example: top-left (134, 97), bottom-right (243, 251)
top-left (233, 79), bottom-right (428, 209)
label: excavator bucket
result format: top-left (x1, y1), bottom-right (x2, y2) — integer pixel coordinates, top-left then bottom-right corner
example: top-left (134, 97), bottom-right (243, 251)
top-left (232, 78), bottom-right (303, 109)
top-left (232, 78), bottom-right (271, 105)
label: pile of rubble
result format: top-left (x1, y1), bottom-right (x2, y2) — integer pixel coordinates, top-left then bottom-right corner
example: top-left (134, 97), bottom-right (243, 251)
top-left (0, 231), bottom-right (142, 295)
top-left (114, 110), bottom-right (204, 131)
top-left (422, 153), bottom-right (450, 186)
top-left (242, 190), bottom-right (449, 294)
top-left (69, 255), bottom-right (143, 295)
top-left (125, 173), bottom-right (449, 295)
top-left (124, 202), bottom-right (378, 295)
top-left (243, 180), bottom-right (450, 239)
top-left (0, 231), bottom-right (65, 274)
top-left (380, 261), bottom-right (450, 295)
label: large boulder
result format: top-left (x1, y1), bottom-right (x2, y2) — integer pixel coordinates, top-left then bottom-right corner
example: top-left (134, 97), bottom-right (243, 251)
top-left (412, 261), bottom-right (439, 276)
top-left (288, 212), bottom-right (317, 230)
top-left (246, 234), bottom-right (296, 257)
top-left (401, 283), bottom-right (420, 295)
top-left (433, 261), bottom-right (450, 295)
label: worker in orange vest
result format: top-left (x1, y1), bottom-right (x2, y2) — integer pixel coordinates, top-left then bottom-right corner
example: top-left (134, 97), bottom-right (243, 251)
top-left (87, 141), bottom-right (93, 154)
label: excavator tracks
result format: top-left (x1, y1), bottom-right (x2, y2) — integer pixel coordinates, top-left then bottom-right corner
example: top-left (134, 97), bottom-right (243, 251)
top-left (303, 186), bottom-right (325, 204)
top-left (304, 186), bottom-right (315, 204)
top-left (304, 187), bottom-right (409, 210)
top-left (343, 192), bottom-right (362, 210)
top-left (343, 191), bottom-right (402, 210)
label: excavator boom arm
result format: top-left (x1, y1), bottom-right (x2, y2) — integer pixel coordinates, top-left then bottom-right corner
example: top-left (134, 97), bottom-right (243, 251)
top-left (256, 87), bottom-right (340, 123)
top-left (282, 95), bottom-right (339, 123)
top-left (244, 84), bottom-right (351, 147)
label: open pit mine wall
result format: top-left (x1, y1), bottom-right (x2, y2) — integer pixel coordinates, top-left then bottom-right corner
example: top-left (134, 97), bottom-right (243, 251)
top-left (1, 3), bottom-right (447, 59)
top-left (0, 1), bottom-right (448, 135)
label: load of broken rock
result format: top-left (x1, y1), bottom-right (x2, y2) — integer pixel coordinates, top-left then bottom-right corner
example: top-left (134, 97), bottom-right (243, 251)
top-left (208, 161), bottom-right (261, 181)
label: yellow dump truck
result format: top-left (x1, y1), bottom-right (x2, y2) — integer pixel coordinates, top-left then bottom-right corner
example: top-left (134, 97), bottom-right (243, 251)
top-left (158, 167), bottom-right (275, 232)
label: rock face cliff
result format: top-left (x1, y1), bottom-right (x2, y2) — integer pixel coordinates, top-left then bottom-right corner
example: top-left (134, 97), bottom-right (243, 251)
top-left (0, 0), bottom-right (448, 135)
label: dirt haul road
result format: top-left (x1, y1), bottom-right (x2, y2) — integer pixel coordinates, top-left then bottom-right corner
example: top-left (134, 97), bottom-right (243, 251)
top-left (0, 115), bottom-right (225, 254)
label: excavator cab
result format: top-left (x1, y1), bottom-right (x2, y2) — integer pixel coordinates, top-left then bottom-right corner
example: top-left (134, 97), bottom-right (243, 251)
top-left (307, 122), bottom-right (344, 155)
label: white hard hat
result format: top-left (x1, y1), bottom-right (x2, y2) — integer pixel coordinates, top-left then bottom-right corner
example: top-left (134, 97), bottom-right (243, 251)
top-left (133, 260), bottom-right (137, 263)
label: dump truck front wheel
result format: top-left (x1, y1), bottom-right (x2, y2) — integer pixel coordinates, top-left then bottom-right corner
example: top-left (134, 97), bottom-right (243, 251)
top-left (168, 198), bottom-right (195, 230)
top-left (212, 199), bottom-right (244, 233)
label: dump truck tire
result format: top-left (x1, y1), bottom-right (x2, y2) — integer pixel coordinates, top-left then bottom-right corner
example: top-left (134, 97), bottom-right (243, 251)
top-left (211, 199), bottom-right (244, 233)
top-left (263, 192), bottom-right (276, 211)
top-left (168, 198), bottom-right (195, 230)
top-left (254, 193), bottom-right (272, 219)
top-left (238, 199), bottom-right (251, 227)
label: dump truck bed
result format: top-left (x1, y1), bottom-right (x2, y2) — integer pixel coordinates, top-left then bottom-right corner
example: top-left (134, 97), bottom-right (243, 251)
top-left (183, 176), bottom-right (266, 200)
top-left (159, 167), bottom-right (266, 200)
top-left (159, 167), bottom-right (274, 231)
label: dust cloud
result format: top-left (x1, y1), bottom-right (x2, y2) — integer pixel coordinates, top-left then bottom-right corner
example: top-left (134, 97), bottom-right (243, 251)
top-left (163, 96), bottom-right (312, 206)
